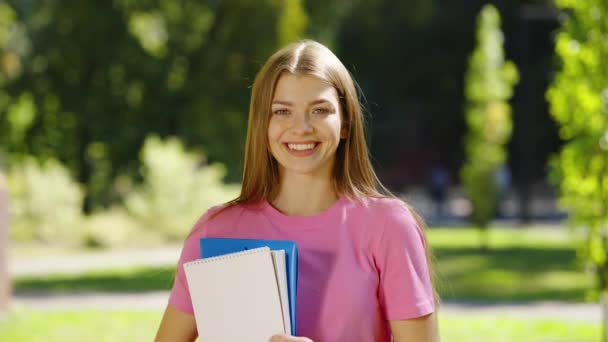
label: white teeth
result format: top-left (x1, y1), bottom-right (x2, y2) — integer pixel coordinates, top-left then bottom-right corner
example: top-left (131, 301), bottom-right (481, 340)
top-left (287, 143), bottom-right (316, 151)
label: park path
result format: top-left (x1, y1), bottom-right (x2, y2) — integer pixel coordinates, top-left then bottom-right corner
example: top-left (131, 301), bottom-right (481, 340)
top-left (8, 245), bottom-right (602, 323)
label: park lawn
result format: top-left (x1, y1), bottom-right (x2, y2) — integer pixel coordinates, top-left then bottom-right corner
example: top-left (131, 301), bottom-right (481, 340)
top-left (0, 309), bottom-right (600, 342)
top-left (0, 309), bottom-right (161, 341)
top-left (13, 266), bottom-right (176, 293)
top-left (426, 227), bottom-right (596, 302)
top-left (439, 313), bottom-right (600, 342)
top-left (12, 226), bottom-right (596, 302)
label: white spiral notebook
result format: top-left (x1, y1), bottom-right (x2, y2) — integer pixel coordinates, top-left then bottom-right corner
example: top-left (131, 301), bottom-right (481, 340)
top-left (184, 247), bottom-right (290, 341)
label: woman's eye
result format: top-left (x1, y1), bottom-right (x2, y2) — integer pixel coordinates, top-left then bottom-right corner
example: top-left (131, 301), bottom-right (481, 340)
top-left (273, 109), bottom-right (290, 115)
top-left (313, 107), bottom-right (331, 114)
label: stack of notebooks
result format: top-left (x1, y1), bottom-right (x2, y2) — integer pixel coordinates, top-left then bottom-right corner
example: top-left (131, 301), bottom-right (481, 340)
top-left (184, 238), bottom-right (298, 341)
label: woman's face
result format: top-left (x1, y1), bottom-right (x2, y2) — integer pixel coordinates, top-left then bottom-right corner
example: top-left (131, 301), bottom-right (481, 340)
top-left (268, 73), bottom-right (346, 180)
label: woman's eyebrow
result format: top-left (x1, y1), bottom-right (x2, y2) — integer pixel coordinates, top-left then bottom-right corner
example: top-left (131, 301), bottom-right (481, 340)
top-left (272, 100), bottom-right (293, 106)
top-left (271, 99), bottom-right (332, 106)
top-left (309, 99), bottom-right (331, 106)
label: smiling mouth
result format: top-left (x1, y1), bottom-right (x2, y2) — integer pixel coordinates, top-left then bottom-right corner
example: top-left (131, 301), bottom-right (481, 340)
top-left (283, 142), bottom-right (320, 156)
top-left (286, 142), bottom-right (318, 151)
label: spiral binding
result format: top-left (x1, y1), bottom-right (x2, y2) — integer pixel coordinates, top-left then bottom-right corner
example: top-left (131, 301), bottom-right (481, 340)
top-left (184, 246), bottom-right (271, 268)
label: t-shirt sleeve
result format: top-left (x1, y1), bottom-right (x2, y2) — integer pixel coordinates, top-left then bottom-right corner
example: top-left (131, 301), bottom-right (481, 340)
top-left (374, 203), bottom-right (435, 320)
top-left (167, 210), bottom-right (217, 314)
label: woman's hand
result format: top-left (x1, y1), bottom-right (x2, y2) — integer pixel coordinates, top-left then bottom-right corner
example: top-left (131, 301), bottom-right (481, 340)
top-left (269, 334), bottom-right (313, 342)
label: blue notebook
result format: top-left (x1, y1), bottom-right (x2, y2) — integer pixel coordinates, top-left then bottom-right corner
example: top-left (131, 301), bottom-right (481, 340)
top-left (200, 238), bottom-right (298, 334)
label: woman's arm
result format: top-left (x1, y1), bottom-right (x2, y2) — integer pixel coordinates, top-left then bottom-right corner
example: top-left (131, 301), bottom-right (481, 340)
top-left (155, 304), bottom-right (198, 342)
top-left (390, 312), bottom-right (439, 342)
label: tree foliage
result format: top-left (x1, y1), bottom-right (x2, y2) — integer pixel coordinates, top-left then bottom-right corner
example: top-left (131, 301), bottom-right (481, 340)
top-left (0, 0), bottom-right (562, 217)
top-left (124, 135), bottom-right (239, 240)
top-left (6, 157), bottom-right (84, 245)
top-left (461, 4), bottom-right (519, 232)
top-left (547, 0), bottom-right (608, 338)
top-left (4, 0), bottom-right (463, 201)
top-left (0, 0), bottom-right (312, 210)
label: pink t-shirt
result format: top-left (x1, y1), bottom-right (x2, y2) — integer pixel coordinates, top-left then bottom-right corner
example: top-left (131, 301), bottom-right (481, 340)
top-left (168, 196), bottom-right (435, 341)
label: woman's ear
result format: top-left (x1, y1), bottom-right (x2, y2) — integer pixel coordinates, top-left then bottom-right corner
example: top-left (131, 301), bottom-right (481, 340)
top-left (340, 123), bottom-right (349, 139)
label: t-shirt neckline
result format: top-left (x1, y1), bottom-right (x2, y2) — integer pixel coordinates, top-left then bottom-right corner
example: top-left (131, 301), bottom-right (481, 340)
top-left (261, 196), bottom-right (347, 229)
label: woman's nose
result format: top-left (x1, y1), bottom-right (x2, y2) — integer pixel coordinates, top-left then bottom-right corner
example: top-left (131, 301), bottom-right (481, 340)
top-left (292, 113), bottom-right (313, 133)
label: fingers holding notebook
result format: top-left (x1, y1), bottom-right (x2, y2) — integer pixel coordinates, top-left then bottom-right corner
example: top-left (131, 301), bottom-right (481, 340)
top-left (269, 334), bottom-right (313, 342)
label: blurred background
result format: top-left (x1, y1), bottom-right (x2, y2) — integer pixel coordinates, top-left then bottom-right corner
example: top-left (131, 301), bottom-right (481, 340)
top-left (0, 0), bottom-right (607, 341)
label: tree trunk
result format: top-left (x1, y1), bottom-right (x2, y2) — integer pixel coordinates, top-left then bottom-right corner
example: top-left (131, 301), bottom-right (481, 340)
top-left (479, 226), bottom-right (490, 252)
top-left (0, 172), bottom-right (9, 316)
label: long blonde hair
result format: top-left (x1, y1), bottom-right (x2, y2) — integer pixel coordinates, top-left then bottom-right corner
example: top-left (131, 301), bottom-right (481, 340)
top-left (235, 40), bottom-right (386, 203)
top-left (210, 40), bottom-right (439, 304)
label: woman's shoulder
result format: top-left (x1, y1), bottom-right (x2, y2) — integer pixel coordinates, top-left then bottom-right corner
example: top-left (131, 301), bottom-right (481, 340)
top-left (349, 195), bottom-right (409, 213)
top-left (349, 195), bottom-right (419, 230)
top-left (345, 196), bottom-right (423, 250)
top-left (189, 202), bottom-right (245, 234)
top-left (190, 201), bottom-right (266, 234)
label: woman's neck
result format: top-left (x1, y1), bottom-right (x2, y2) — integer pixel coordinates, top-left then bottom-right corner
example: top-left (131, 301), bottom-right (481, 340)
top-left (271, 174), bottom-right (338, 216)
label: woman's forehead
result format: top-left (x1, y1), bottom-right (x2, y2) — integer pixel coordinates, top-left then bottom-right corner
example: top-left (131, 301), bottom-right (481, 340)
top-left (272, 73), bottom-right (338, 103)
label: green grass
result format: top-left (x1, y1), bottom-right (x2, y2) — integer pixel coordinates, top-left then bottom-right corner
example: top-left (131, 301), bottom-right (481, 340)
top-left (0, 309), bottom-right (600, 342)
top-left (6, 227), bottom-right (600, 341)
top-left (426, 227), bottom-right (596, 302)
top-left (14, 267), bottom-right (175, 293)
top-left (12, 227), bottom-right (597, 302)
top-left (438, 313), bottom-right (600, 342)
top-left (427, 226), bottom-right (579, 249)
top-left (0, 309), bottom-right (161, 341)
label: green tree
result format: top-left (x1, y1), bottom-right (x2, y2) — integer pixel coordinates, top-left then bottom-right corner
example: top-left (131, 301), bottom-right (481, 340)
top-left (547, 1), bottom-right (608, 339)
top-left (278, 0), bottom-right (308, 46)
top-left (461, 4), bottom-right (518, 248)
top-left (0, 1), bottom-right (308, 211)
top-left (7, 157), bottom-right (84, 245)
top-left (0, 1), bottom-right (26, 161)
top-left (304, 0), bottom-right (354, 48)
top-left (124, 135), bottom-right (239, 241)
top-left (0, 171), bottom-right (8, 314)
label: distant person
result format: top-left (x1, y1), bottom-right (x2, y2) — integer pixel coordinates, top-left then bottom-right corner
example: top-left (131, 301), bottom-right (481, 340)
top-left (495, 164), bottom-right (511, 218)
top-left (155, 40), bottom-right (438, 341)
top-left (429, 164), bottom-right (450, 220)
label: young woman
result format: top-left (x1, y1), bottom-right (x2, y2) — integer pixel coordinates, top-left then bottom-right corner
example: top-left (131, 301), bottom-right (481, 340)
top-left (155, 40), bottom-right (439, 342)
